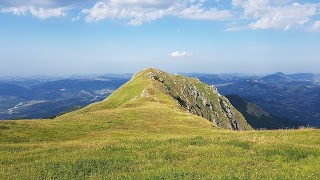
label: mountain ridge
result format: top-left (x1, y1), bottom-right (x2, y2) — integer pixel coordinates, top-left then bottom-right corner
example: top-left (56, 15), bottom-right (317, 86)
top-left (1, 68), bottom-right (320, 179)
top-left (62, 68), bottom-right (251, 131)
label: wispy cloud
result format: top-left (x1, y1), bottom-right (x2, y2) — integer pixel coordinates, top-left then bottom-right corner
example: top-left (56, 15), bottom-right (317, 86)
top-left (310, 21), bottom-right (320, 31)
top-left (0, 0), bottom-right (83, 19)
top-left (82, 0), bottom-right (232, 25)
top-left (232, 0), bottom-right (320, 31)
top-left (177, 4), bottom-right (232, 20)
top-left (30, 7), bottom-right (67, 19)
top-left (0, 0), bottom-right (319, 31)
top-left (81, 2), bottom-right (168, 25)
top-left (1, 7), bottom-right (28, 16)
top-left (1, 6), bottom-right (67, 19)
top-left (169, 51), bottom-right (193, 58)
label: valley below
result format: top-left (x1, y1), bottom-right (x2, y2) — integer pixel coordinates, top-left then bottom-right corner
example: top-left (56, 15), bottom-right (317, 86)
top-left (0, 75), bottom-right (131, 120)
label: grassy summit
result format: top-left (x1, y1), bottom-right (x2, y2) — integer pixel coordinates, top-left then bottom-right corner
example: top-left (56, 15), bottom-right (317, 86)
top-left (62, 67), bottom-right (251, 130)
top-left (0, 68), bottom-right (319, 179)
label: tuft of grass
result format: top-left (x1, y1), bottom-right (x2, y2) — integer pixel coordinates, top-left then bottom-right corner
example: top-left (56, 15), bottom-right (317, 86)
top-left (0, 125), bottom-right (10, 130)
top-left (224, 140), bottom-right (253, 150)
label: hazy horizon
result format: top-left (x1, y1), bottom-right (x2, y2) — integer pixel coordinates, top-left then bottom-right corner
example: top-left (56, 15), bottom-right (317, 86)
top-left (1, 0), bottom-right (320, 76)
top-left (0, 68), bottom-right (318, 79)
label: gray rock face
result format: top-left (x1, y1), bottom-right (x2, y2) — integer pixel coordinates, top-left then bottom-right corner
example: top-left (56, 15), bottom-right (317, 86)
top-left (219, 98), bottom-right (239, 130)
top-left (146, 68), bottom-right (251, 131)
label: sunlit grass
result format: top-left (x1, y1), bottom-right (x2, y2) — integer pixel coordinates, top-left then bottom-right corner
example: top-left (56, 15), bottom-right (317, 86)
top-left (1, 125), bottom-right (319, 179)
top-left (0, 68), bottom-right (319, 179)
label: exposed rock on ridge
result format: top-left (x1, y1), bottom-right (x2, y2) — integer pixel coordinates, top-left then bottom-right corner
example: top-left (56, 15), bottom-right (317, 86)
top-left (145, 68), bottom-right (251, 131)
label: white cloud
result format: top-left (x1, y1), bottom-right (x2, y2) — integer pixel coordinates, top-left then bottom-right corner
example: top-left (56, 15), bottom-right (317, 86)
top-left (232, 0), bottom-right (242, 7)
top-left (232, 0), bottom-right (320, 30)
top-left (310, 21), bottom-right (320, 31)
top-left (178, 4), bottom-right (232, 20)
top-left (1, 0), bottom-right (319, 32)
top-left (29, 7), bottom-right (67, 19)
top-left (82, 0), bottom-right (232, 25)
top-left (169, 51), bottom-right (192, 58)
top-left (82, 2), bottom-right (169, 25)
top-left (249, 3), bottom-right (318, 30)
top-left (1, 6), bottom-right (67, 19)
top-left (0, 0), bottom-right (83, 19)
top-left (2, 7), bottom-right (28, 15)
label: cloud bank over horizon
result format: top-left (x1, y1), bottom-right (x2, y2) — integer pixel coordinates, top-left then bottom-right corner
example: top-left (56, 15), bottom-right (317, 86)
top-left (0, 0), bottom-right (319, 31)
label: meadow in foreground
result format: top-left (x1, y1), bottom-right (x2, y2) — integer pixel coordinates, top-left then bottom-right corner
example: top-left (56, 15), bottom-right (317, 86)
top-left (0, 69), bottom-right (319, 179)
top-left (1, 118), bottom-right (319, 179)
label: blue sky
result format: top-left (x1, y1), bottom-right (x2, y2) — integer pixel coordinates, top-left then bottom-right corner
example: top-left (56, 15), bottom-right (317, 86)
top-left (1, 0), bottom-right (320, 76)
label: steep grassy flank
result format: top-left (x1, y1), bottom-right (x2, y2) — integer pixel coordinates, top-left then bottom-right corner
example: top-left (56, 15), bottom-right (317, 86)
top-left (0, 68), bottom-right (319, 179)
top-left (138, 68), bottom-right (251, 130)
top-left (63, 68), bottom-right (250, 130)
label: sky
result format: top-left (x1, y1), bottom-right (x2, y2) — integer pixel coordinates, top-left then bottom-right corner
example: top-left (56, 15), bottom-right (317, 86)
top-left (0, 0), bottom-right (320, 76)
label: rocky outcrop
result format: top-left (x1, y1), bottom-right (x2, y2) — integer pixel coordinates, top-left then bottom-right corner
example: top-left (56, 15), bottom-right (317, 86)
top-left (219, 98), bottom-right (239, 130)
top-left (144, 68), bottom-right (252, 131)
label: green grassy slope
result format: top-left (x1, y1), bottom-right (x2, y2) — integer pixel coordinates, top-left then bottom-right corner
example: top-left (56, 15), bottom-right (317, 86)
top-left (0, 68), bottom-right (319, 179)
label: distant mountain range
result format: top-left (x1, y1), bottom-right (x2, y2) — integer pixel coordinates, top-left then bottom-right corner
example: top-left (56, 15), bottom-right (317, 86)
top-left (0, 75), bottom-right (131, 119)
top-left (189, 72), bottom-right (320, 127)
top-left (225, 95), bottom-right (306, 129)
top-left (1, 71), bottom-right (319, 128)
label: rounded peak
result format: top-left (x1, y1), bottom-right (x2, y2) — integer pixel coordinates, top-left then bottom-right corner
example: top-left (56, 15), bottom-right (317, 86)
top-left (143, 67), bottom-right (156, 71)
top-left (135, 67), bottom-right (167, 77)
top-left (141, 67), bottom-right (162, 73)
